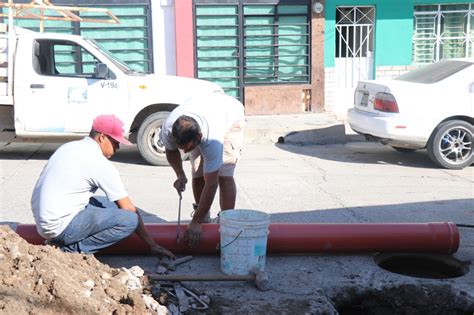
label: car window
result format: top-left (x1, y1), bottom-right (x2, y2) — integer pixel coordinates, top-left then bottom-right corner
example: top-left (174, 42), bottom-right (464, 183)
top-left (53, 43), bottom-right (99, 76)
top-left (33, 39), bottom-right (114, 79)
top-left (395, 60), bottom-right (472, 84)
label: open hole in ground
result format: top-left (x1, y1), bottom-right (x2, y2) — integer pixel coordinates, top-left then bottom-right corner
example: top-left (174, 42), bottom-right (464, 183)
top-left (335, 284), bottom-right (473, 315)
top-left (374, 253), bottom-right (470, 279)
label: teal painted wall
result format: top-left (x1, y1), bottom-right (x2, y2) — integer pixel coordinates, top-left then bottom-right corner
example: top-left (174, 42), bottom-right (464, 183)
top-left (413, 0), bottom-right (470, 3)
top-left (324, 0), bottom-right (473, 67)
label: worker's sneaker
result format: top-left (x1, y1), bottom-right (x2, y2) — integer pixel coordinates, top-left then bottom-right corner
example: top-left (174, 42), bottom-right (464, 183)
top-left (202, 212), bottom-right (212, 223)
top-left (210, 213), bottom-right (220, 223)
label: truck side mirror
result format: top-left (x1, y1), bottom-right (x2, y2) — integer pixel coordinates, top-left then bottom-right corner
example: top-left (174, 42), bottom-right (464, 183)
top-left (94, 63), bottom-right (109, 79)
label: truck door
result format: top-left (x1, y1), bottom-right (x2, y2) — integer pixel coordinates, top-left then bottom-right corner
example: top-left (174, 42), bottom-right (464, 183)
top-left (15, 39), bottom-right (128, 134)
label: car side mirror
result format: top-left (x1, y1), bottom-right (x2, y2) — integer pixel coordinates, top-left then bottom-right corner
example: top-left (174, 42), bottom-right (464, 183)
top-left (470, 82), bottom-right (474, 93)
top-left (94, 63), bottom-right (109, 79)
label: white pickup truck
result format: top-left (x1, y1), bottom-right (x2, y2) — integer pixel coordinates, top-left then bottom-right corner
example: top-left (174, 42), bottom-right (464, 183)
top-left (0, 25), bottom-right (222, 165)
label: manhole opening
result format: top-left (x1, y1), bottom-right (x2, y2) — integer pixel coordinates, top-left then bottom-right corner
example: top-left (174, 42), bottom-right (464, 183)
top-left (334, 284), bottom-right (474, 314)
top-left (336, 288), bottom-right (473, 315)
top-left (374, 253), bottom-right (470, 279)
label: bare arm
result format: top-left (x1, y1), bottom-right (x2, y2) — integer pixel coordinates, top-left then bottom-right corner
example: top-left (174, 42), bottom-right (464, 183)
top-left (166, 149), bottom-right (188, 193)
top-left (192, 170), bottom-right (219, 223)
top-left (185, 170), bottom-right (219, 248)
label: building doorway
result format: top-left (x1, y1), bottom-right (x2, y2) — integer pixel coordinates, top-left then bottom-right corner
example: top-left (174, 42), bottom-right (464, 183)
top-left (334, 6), bottom-right (375, 115)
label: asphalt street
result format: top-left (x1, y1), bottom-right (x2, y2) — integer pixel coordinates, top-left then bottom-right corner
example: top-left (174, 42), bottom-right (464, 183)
top-left (0, 140), bottom-right (473, 312)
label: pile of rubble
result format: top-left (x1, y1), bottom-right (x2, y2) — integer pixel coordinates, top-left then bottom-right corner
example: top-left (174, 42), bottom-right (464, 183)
top-left (0, 225), bottom-right (193, 314)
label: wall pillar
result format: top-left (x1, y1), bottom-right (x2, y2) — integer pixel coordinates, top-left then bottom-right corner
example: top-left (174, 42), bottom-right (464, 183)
top-left (151, 0), bottom-right (176, 75)
top-left (311, 1), bottom-right (325, 112)
top-left (174, 0), bottom-right (194, 78)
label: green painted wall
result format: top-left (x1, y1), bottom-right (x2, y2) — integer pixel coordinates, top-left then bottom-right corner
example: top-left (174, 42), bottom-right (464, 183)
top-left (324, 0), bottom-right (472, 67)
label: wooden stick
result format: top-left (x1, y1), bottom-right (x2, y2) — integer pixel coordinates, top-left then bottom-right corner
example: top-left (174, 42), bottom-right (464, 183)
top-left (149, 274), bottom-right (254, 282)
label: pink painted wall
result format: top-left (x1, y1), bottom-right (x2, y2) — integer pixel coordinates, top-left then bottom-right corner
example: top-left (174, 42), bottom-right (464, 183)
top-left (174, 0), bottom-right (195, 78)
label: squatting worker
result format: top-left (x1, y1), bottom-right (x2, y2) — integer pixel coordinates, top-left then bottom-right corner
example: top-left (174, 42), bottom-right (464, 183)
top-left (160, 91), bottom-right (245, 248)
top-left (31, 115), bottom-right (175, 258)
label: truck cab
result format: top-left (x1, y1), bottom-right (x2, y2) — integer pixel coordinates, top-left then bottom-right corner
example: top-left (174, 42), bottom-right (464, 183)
top-left (0, 26), bottom-right (222, 165)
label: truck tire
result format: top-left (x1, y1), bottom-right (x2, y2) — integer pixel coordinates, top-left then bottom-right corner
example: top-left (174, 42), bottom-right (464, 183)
top-left (137, 112), bottom-right (170, 166)
top-left (427, 120), bottom-right (473, 170)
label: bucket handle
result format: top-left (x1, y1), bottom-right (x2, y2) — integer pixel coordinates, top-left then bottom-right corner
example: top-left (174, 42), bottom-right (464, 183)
top-left (219, 230), bottom-right (243, 250)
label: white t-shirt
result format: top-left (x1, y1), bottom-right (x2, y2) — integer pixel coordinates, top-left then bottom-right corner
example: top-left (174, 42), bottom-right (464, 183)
top-left (160, 92), bottom-right (245, 173)
top-left (31, 137), bottom-right (128, 239)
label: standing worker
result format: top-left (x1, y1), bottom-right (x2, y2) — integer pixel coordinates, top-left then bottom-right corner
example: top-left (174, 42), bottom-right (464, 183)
top-left (160, 92), bottom-right (245, 248)
top-left (31, 114), bottom-right (175, 258)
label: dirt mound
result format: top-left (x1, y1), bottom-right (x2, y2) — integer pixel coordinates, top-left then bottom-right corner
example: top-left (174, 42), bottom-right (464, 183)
top-left (0, 225), bottom-right (151, 315)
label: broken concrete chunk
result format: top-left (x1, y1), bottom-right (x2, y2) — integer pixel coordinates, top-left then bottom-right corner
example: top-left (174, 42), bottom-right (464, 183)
top-left (101, 272), bottom-right (112, 280)
top-left (128, 265), bottom-right (145, 277)
top-left (142, 294), bottom-right (170, 314)
top-left (116, 268), bottom-right (142, 291)
top-left (6, 242), bottom-right (20, 259)
top-left (125, 276), bottom-right (142, 291)
top-left (83, 279), bottom-right (95, 290)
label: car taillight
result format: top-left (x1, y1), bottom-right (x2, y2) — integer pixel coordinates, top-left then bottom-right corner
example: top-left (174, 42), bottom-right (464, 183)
top-left (374, 92), bottom-right (399, 113)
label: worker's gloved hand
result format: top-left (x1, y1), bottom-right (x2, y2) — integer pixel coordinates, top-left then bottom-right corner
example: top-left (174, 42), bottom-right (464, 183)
top-left (173, 174), bottom-right (188, 195)
top-left (185, 221), bottom-right (202, 248)
top-left (150, 244), bottom-right (176, 260)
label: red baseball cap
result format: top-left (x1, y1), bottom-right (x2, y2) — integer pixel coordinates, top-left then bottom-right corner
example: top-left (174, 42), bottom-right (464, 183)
top-left (92, 115), bottom-right (132, 145)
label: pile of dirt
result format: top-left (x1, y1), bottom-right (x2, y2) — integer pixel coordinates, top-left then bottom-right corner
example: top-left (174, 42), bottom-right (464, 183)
top-left (0, 225), bottom-right (154, 314)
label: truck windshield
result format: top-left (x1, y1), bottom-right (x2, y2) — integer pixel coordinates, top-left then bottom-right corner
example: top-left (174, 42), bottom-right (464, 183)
top-left (395, 60), bottom-right (472, 84)
top-left (86, 39), bottom-right (144, 75)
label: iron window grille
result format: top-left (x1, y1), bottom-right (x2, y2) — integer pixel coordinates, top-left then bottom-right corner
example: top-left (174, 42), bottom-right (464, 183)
top-left (413, 3), bottom-right (473, 64)
top-left (194, 0), bottom-right (311, 99)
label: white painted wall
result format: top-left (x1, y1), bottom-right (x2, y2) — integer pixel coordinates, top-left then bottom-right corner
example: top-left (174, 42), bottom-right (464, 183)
top-left (325, 65), bottom-right (418, 120)
top-left (375, 65), bottom-right (418, 80)
top-left (151, 0), bottom-right (176, 75)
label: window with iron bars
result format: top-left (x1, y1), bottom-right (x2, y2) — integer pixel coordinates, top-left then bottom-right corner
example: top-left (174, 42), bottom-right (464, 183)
top-left (195, 1), bottom-right (310, 99)
top-left (243, 3), bottom-right (310, 84)
top-left (413, 3), bottom-right (473, 64)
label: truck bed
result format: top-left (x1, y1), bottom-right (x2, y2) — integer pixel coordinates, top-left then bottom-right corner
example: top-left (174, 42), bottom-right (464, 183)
top-left (0, 25), bottom-right (13, 104)
top-left (0, 104), bottom-right (14, 130)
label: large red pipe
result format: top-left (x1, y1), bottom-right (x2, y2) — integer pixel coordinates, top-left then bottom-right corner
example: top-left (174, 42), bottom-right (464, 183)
top-left (15, 222), bottom-right (459, 255)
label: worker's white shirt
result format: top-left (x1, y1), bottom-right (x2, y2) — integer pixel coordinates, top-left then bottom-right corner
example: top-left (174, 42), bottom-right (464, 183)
top-left (160, 92), bottom-right (245, 173)
top-left (31, 137), bottom-right (128, 239)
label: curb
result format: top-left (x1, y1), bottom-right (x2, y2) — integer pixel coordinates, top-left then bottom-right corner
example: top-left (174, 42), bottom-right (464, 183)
top-left (243, 114), bottom-right (365, 145)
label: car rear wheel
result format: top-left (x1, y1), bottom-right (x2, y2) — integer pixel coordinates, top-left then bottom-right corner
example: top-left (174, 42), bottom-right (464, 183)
top-left (137, 111), bottom-right (170, 166)
top-left (391, 147), bottom-right (417, 153)
top-left (427, 120), bottom-right (473, 169)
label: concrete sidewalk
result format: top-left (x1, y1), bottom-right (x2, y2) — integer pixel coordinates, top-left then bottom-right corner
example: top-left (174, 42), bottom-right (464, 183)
top-left (244, 113), bottom-right (362, 145)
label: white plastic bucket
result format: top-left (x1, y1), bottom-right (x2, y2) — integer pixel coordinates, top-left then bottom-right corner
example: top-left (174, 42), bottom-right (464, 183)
top-left (219, 209), bottom-right (270, 276)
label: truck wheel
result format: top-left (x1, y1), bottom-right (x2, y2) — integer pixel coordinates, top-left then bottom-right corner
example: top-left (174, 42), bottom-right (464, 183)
top-left (427, 120), bottom-right (473, 169)
top-left (137, 112), bottom-right (170, 166)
